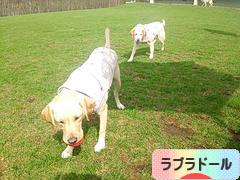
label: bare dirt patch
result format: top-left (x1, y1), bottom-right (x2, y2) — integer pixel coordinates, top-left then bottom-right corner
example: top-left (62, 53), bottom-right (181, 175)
top-left (228, 128), bottom-right (240, 143)
top-left (26, 96), bottom-right (36, 103)
top-left (234, 76), bottom-right (240, 80)
top-left (129, 161), bottom-right (151, 180)
top-left (195, 114), bottom-right (210, 122)
top-left (119, 151), bottom-right (151, 179)
top-left (164, 123), bottom-right (195, 137)
top-left (132, 72), bottom-right (145, 81)
top-left (0, 157), bottom-right (7, 178)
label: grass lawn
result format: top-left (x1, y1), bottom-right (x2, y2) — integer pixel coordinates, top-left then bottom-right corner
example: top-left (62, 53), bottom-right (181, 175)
top-left (1, 3), bottom-right (240, 179)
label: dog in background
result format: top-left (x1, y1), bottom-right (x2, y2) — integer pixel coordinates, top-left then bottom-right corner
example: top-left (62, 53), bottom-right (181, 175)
top-left (128, 20), bottom-right (166, 62)
top-left (201, 0), bottom-right (213, 6)
top-left (41, 28), bottom-right (125, 158)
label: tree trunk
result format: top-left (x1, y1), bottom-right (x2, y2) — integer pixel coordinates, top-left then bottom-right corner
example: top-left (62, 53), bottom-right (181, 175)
top-left (193, 0), bottom-right (198, 5)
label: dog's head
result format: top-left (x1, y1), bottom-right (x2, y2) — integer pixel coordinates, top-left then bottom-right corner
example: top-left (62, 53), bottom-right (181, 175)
top-left (130, 25), bottom-right (146, 43)
top-left (41, 93), bottom-right (95, 146)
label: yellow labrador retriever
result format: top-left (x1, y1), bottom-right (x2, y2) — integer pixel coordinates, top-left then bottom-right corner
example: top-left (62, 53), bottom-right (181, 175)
top-left (201, 0), bottom-right (213, 6)
top-left (41, 28), bottom-right (125, 158)
top-left (128, 20), bottom-right (166, 62)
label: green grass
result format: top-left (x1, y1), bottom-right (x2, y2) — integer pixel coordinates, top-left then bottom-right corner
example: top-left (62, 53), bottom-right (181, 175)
top-left (1, 3), bottom-right (240, 179)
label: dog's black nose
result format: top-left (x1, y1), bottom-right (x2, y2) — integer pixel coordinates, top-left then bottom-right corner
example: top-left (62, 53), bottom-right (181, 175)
top-left (67, 137), bottom-right (77, 144)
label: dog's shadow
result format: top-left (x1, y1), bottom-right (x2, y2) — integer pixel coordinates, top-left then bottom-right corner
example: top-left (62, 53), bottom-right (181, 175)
top-left (108, 61), bottom-right (239, 127)
top-left (53, 61), bottom-right (239, 149)
top-left (204, 28), bottom-right (239, 37)
top-left (53, 116), bottom-right (100, 156)
top-left (123, 46), bottom-right (149, 59)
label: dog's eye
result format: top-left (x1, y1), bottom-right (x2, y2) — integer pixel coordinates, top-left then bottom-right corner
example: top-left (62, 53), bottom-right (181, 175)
top-left (59, 121), bottom-right (64, 124)
top-left (75, 116), bottom-right (80, 121)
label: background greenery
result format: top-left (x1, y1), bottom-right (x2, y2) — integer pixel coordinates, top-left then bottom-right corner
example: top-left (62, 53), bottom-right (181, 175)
top-left (145, 0), bottom-right (240, 7)
top-left (0, 3), bottom-right (240, 179)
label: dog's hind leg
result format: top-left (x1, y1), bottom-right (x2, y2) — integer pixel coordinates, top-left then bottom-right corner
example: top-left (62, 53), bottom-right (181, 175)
top-left (209, 0), bottom-right (213, 6)
top-left (158, 36), bottom-right (165, 51)
top-left (113, 63), bottom-right (125, 109)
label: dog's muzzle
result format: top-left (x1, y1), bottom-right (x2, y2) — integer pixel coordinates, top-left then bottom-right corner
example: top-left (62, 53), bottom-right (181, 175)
top-left (67, 137), bottom-right (77, 144)
top-left (67, 138), bottom-right (84, 147)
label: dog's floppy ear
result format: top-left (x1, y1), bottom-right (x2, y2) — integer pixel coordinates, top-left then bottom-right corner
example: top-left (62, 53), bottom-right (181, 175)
top-left (129, 28), bottom-right (135, 37)
top-left (81, 97), bottom-right (95, 121)
top-left (41, 103), bottom-right (56, 126)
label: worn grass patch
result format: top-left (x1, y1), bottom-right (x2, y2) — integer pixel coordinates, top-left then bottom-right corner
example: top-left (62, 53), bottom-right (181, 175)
top-left (0, 3), bottom-right (240, 179)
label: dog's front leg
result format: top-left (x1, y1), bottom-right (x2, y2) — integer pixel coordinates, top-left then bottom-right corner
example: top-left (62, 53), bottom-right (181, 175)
top-left (128, 41), bottom-right (138, 62)
top-left (61, 145), bottom-right (74, 158)
top-left (94, 104), bottom-right (107, 152)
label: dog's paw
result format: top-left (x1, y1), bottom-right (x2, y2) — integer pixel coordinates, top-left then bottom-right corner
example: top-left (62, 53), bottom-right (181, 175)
top-left (149, 55), bottom-right (154, 60)
top-left (117, 103), bottom-right (125, 110)
top-left (94, 141), bottom-right (105, 153)
top-left (161, 47), bottom-right (164, 51)
top-left (61, 150), bottom-right (72, 159)
top-left (127, 58), bottom-right (133, 62)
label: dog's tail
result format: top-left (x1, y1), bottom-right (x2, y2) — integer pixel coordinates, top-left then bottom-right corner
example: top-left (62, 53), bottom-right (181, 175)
top-left (105, 28), bottom-right (111, 49)
top-left (162, 19), bottom-right (165, 27)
